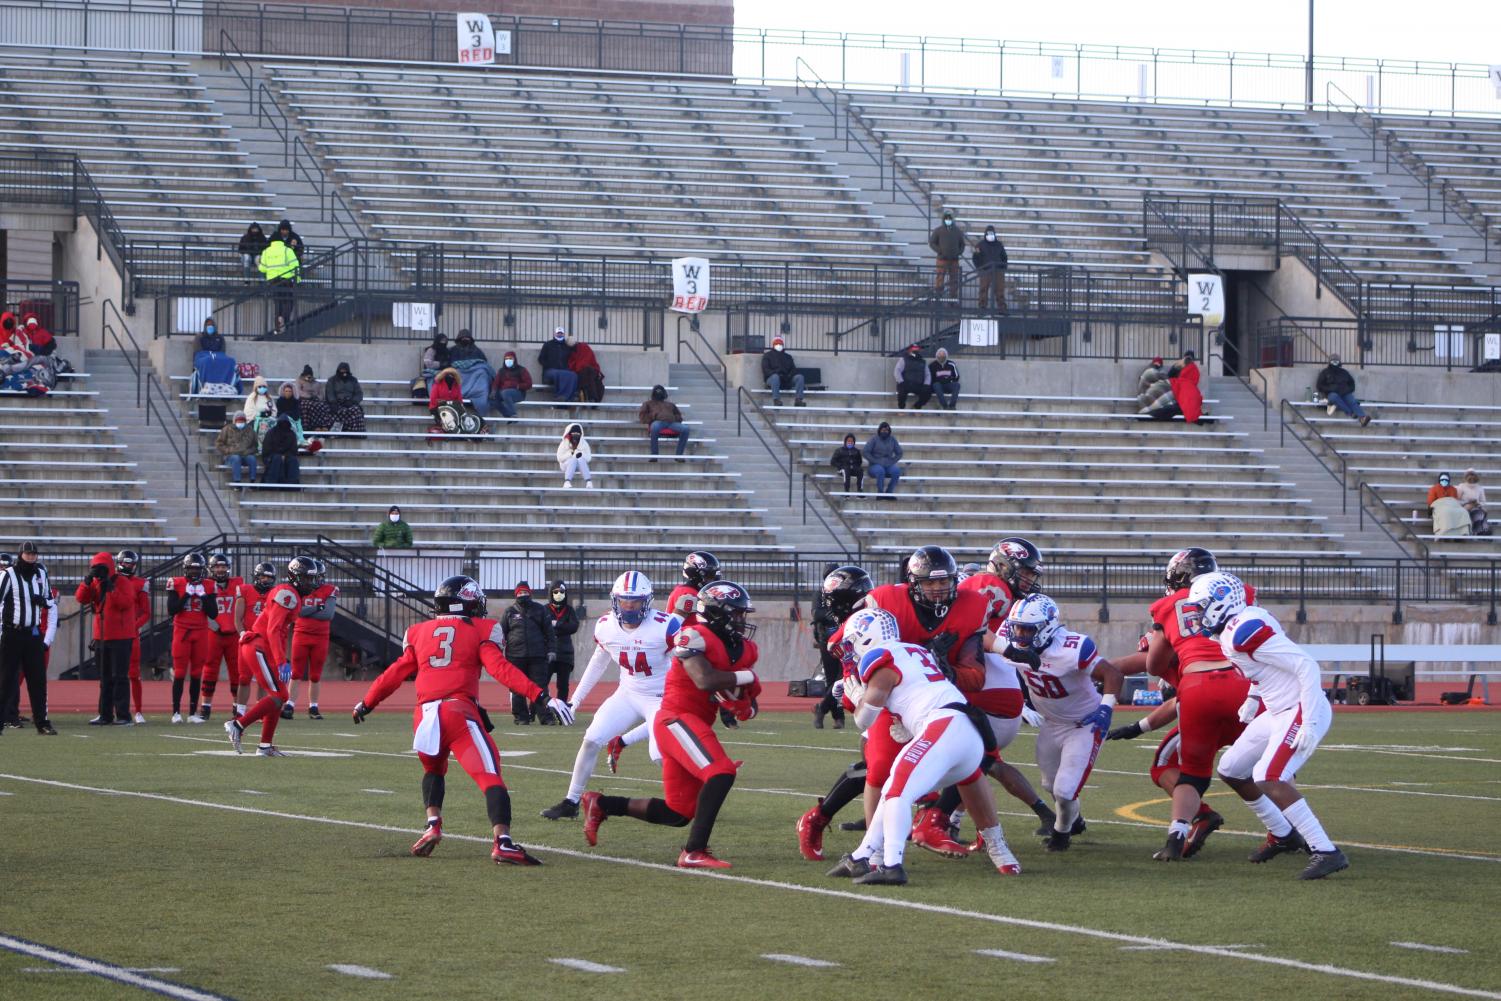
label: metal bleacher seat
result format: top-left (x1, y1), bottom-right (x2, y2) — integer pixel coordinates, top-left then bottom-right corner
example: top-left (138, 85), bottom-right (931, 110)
top-left (1373, 115), bottom-right (1501, 229)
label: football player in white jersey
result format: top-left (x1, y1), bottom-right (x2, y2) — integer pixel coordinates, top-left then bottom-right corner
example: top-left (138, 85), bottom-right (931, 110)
top-left (1185, 573), bottom-right (1349, 880)
top-left (997, 594), bottom-right (1123, 852)
top-left (825, 608), bottom-right (1020, 886)
top-left (539, 572), bottom-right (679, 821)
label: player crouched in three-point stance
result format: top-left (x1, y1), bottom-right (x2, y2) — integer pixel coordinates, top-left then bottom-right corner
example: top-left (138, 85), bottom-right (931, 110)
top-left (1185, 573), bottom-right (1349, 880)
top-left (997, 594), bottom-right (1123, 852)
top-left (224, 557), bottom-right (315, 756)
top-left (539, 572), bottom-right (678, 820)
top-left (351, 576), bottom-right (576, 864)
top-left (580, 581), bottom-right (760, 869)
top-left (827, 608), bottom-right (1020, 886)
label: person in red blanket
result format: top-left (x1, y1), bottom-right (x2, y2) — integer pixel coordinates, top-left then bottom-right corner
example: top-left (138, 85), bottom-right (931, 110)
top-left (352, 576), bottom-right (576, 864)
top-left (20, 313), bottom-right (55, 356)
top-left (75, 552), bottom-right (146, 725)
top-left (566, 332), bottom-right (605, 403)
top-left (1170, 350), bottom-right (1204, 424)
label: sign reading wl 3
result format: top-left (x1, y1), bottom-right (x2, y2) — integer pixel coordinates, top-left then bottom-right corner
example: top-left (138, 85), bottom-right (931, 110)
top-left (458, 14), bottom-right (512, 64)
top-left (1187, 273), bottom-right (1224, 329)
top-left (671, 257), bottom-right (711, 313)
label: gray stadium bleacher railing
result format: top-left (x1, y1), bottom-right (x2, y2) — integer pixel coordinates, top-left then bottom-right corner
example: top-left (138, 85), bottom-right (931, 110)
top-left (0, 280), bottom-right (80, 336)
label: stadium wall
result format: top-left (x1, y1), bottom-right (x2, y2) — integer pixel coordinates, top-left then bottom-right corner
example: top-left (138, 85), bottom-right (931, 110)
top-left (1253, 364), bottom-right (1501, 409)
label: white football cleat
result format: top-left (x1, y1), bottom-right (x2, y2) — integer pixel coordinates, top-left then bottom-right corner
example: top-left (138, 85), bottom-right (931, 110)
top-left (187, 714), bottom-right (204, 724)
top-left (987, 834), bottom-right (1022, 876)
top-left (133, 713), bottom-right (147, 724)
top-left (170, 713), bottom-right (183, 724)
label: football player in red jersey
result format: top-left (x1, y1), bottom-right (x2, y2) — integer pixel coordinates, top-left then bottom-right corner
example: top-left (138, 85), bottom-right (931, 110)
top-left (192, 552), bottom-right (242, 723)
top-left (224, 557), bottom-right (316, 756)
top-left (660, 548), bottom-right (741, 732)
top-left (352, 576), bottom-right (575, 864)
top-left (580, 581), bottom-right (760, 869)
top-left (959, 537), bottom-right (1043, 633)
top-left (231, 562), bottom-right (277, 717)
top-left (114, 550), bottom-right (151, 723)
top-left (167, 553), bottom-right (220, 724)
top-left (285, 558), bottom-right (337, 721)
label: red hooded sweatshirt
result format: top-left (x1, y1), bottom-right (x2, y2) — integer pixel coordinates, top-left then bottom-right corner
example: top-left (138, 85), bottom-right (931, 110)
top-left (21, 313), bottom-right (54, 355)
top-left (74, 553), bottom-right (148, 642)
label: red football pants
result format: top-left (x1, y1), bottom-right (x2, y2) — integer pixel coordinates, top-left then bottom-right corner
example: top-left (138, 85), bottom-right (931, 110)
top-left (653, 713), bottom-right (738, 818)
top-left (237, 641), bottom-right (290, 744)
top-left (290, 634), bottom-right (329, 682)
top-left (414, 700), bottom-right (506, 793)
top-left (171, 627), bottom-right (215, 681)
top-left (863, 708), bottom-right (904, 788)
top-left (1175, 668), bottom-right (1252, 778)
top-left (200, 632), bottom-right (242, 686)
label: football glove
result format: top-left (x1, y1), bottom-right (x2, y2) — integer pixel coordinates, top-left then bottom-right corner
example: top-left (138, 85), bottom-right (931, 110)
top-left (734, 697), bottom-right (759, 722)
top-left (278, 662), bottom-right (292, 683)
top-left (1003, 643), bottom-right (1042, 669)
top-left (1078, 703), bottom-right (1113, 737)
top-left (1020, 706), bottom-right (1044, 728)
top-left (1237, 696), bottom-right (1262, 724)
top-left (547, 697), bottom-right (575, 726)
top-left (1290, 712), bottom-right (1319, 753)
top-left (546, 651), bottom-right (557, 664)
top-left (924, 632), bottom-right (958, 677)
top-left (841, 674), bottom-right (867, 707)
top-left (830, 679), bottom-right (845, 702)
top-left (351, 701), bottom-right (370, 724)
top-left (1107, 720), bottom-right (1146, 741)
top-left (889, 720), bottom-right (914, 743)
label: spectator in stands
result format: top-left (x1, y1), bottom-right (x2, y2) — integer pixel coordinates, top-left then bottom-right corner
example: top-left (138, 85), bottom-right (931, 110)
top-left (1458, 469), bottom-right (1491, 537)
top-left (638, 384), bottom-right (690, 461)
top-left (928, 209), bottom-right (966, 298)
top-left (21, 314), bottom-right (54, 357)
top-left (216, 412), bottom-right (258, 484)
top-left (491, 350), bottom-right (533, 419)
top-left (567, 332), bottom-right (605, 403)
top-left (272, 218), bottom-right (301, 250)
top-left (422, 332), bottom-right (451, 376)
top-left (1428, 472), bottom-right (1469, 537)
top-left (261, 414), bottom-right (301, 487)
top-left (428, 367), bottom-right (463, 421)
top-left (1, 311), bottom-right (19, 355)
top-left (258, 231), bottom-right (299, 326)
top-left (324, 361), bottom-right (366, 433)
top-left (895, 344), bottom-right (932, 410)
top-left (448, 329), bottom-right (494, 415)
top-left (1137, 356), bottom-right (1181, 420)
top-left (237, 222), bottom-right (268, 278)
top-left (372, 505), bottom-right (414, 548)
top-left (540, 326), bottom-right (580, 403)
top-left (972, 225), bottom-right (1008, 313)
top-left (831, 433), bottom-right (864, 493)
top-left (243, 376), bottom-right (273, 429)
top-left (275, 382), bottom-right (308, 443)
top-left (929, 347), bottom-right (960, 410)
top-left (557, 422), bottom-right (593, 489)
top-left (864, 421), bottom-right (903, 495)
top-left (198, 318), bottom-right (225, 355)
top-left (1137, 356), bottom-right (1166, 401)
top-left (294, 365), bottom-right (332, 432)
top-left (760, 336), bottom-right (806, 407)
top-left (269, 315), bottom-right (289, 339)
top-left (1169, 349), bottom-right (1204, 424)
top-left (1316, 355), bottom-right (1371, 426)
top-left (191, 320), bottom-right (238, 397)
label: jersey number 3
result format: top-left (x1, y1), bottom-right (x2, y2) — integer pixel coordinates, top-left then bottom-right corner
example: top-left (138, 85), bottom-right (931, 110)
top-left (429, 626), bottom-right (456, 669)
top-left (619, 651), bottom-right (651, 676)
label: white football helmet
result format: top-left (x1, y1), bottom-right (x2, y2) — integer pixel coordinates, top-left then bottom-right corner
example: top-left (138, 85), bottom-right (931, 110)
top-left (1002, 593), bottom-right (1061, 652)
top-left (1185, 572), bottom-right (1247, 637)
top-left (840, 607), bottom-right (901, 673)
top-left (610, 571), bottom-right (653, 626)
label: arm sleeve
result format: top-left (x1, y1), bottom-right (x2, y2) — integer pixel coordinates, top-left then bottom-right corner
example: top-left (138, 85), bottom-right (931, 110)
top-left (136, 584), bottom-right (151, 628)
top-left (480, 642), bottom-right (544, 701)
top-left (893, 440), bottom-right (903, 461)
top-left (1296, 658), bottom-right (1326, 718)
top-left (166, 589), bottom-right (183, 617)
top-left (569, 644), bottom-right (612, 709)
top-left (361, 647), bottom-right (419, 710)
top-left (306, 592), bottom-right (337, 621)
top-left (203, 594), bottom-right (219, 620)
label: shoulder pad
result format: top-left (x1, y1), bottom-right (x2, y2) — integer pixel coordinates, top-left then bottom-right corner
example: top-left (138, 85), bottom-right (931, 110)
top-left (1076, 635), bottom-right (1098, 668)
top-left (672, 625), bottom-right (708, 658)
top-left (1231, 617), bottom-right (1275, 656)
top-left (272, 587), bottom-right (299, 609)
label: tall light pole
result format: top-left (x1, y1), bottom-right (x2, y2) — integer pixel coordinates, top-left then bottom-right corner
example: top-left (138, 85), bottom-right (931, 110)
top-left (1305, 0), bottom-right (1315, 110)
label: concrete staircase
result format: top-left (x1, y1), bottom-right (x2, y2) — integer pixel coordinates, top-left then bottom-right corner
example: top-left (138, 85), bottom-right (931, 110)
top-left (86, 349), bottom-right (245, 546)
top-left (1214, 377), bottom-right (1407, 558)
top-left (667, 362), bottom-right (856, 558)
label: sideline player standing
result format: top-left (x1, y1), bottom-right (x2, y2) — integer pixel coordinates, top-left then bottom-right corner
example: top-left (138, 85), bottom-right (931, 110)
top-left (539, 572), bottom-right (678, 820)
top-left (168, 553), bottom-right (219, 724)
top-left (353, 575), bottom-right (574, 864)
top-left (1186, 573), bottom-right (1348, 879)
top-left (580, 581), bottom-right (760, 869)
top-left (113, 550), bottom-right (151, 724)
top-left (224, 557), bottom-right (317, 756)
top-left (192, 552), bottom-right (242, 723)
top-left (997, 594), bottom-right (1123, 851)
top-left (284, 558), bottom-right (337, 720)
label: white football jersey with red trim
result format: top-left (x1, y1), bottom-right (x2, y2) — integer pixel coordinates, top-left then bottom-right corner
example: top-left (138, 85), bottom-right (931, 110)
top-left (1004, 627), bottom-right (1101, 722)
top-left (592, 609), bottom-right (679, 695)
top-left (1216, 608), bottom-right (1319, 713)
top-left (859, 641), bottom-right (965, 734)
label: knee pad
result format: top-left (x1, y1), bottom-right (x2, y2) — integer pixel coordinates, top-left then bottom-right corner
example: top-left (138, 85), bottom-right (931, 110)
top-left (1175, 773), bottom-right (1212, 796)
top-left (843, 759), bottom-right (868, 782)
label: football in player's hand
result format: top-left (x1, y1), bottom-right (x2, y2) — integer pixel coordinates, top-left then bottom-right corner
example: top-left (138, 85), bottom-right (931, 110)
top-left (712, 686), bottom-right (744, 706)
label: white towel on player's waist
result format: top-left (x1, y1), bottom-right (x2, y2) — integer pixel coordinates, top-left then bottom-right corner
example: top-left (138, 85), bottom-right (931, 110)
top-left (413, 701), bottom-right (442, 755)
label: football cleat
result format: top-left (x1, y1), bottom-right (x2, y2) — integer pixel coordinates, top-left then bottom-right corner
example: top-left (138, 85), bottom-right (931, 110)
top-left (256, 745), bottom-right (288, 757)
top-left (677, 849), bottom-right (732, 870)
top-left (1071, 816), bottom-right (1088, 835)
top-left (853, 863), bottom-right (908, 886)
top-left (912, 808), bottom-right (969, 859)
top-left (1183, 809), bottom-right (1225, 859)
top-left (88, 716), bottom-right (110, 726)
top-left (839, 819), bottom-right (867, 833)
top-left (1033, 809), bottom-right (1058, 837)
top-left (280, 703), bottom-right (295, 720)
top-left (540, 798), bottom-right (580, 821)
top-left (187, 714), bottom-right (205, 724)
top-left (580, 791), bottom-right (606, 846)
top-left (968, 833), bottom-right (985, 854)
top-left (133, 713), bottom-right (147, 724)
top-left (224, 719), bottom-right (245, 754)
top-left (198, 706), bottom-right (212, 721)
top-left (986, 836), bottom-right (1022, 875)
top-left (1153, 832), bottom-right (1186, 862)
top-left (170, 713), bottom-right (183, 724)
top-left (1297, 848), bottom-right (1349, 880)
top-left (826, 854), bottom-right (873, 879)
top-left (1248, 831), bottom-right (1307, 863)
top-left (796, 801), bottom-right (830, 861)
top-left (493, 838), bottom-right (543, 866)
top-left (1044, 830), bottom-right (1072, 853)
top-left (307, 706), bottom-right (323, 721)
top-left (605, 736), bottom-right (625, 774)
top-left (411, 821), bottom-right (443, 857)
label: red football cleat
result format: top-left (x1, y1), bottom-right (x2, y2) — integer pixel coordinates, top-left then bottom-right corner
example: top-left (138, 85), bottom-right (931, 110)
top-left (912, 808), bottom-right (969, 859)
top-left (492, 838), bottom-right (543, 866)
top-left (411, 821), bottom-right (442, 857)
top-left (677, 849), bottom-right (732, 870)
top-left (581, 790), bottom-right (606, 847)
top-left (797, 800), bottom-right (830, 861)
top-left (968, 833), bottom-right (985, 854)
top-left (605, 736), bottom-right (625, 774)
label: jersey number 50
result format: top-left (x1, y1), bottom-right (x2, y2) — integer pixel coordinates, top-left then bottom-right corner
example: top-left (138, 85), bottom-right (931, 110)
top-left (1022, 670), bottom-right (1068, 700)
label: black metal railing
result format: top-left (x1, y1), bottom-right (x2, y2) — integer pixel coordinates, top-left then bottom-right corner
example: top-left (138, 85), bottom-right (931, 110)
top-left (0, 281), bottom-right (80, 336)
top-left (0, 153), bottom-right (132, 292)
top-left (674, 317), bottom-right (728, 420)
top-left (1254, 316), bottom-right (1497, 370)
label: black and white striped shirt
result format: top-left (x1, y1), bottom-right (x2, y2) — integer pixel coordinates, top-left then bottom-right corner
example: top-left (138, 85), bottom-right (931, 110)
top-left (0, 563), bottom-right (52, 630)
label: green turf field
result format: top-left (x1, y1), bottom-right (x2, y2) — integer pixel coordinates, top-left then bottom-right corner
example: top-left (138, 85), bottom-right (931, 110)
top-left (2, 709), bottom-right (1499, 1001)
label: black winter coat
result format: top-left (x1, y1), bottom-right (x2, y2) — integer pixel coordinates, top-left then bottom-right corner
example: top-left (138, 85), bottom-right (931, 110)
top-left (1316, 364), bottom-right (1355, 397)
top-left (502, 597), bottom-right (555, 660)
top-left (546, 601), bottom-right (580, 666)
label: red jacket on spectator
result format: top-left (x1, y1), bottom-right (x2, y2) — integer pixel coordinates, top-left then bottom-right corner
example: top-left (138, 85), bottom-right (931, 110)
top-left (74, 553), bottom-right (147, 642)
top-left (1171, 359), bottom-right (1204, 424)
top-left (429, 366), bottom-right (463, 409)
top-left (21, 313), bottom-right (54, 356)
top-left (567, 340), bottom-right (599, 375)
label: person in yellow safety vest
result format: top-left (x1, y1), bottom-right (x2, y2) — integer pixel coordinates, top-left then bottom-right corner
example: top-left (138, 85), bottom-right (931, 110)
top-left (258, 237), bottom-right (300, 329)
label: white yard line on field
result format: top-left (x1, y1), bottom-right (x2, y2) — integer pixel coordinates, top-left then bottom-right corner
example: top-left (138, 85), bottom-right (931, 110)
top-left (0, 934), bottom-right (232, 1000)
top-left (974, 948), bottom-right (1056, 963)
top-left (1393, 943), bottom-right (1471, 955)
top-left (761, 954), bottom-right (840, 968)
top-left (327, 964), bottom-right (393, 979)
top-left (549, 958), bottom-right (624, 973)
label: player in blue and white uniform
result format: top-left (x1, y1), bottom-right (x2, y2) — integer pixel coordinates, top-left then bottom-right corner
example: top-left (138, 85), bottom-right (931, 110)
top-left (825, 608), bottom-right (1020, 886)
top-left (996, 594), bottom-right (1123, 852)
top-left (539, 572), bottom-right (680, 821)
top-left (1185, 572), bottom-right (1349, 880)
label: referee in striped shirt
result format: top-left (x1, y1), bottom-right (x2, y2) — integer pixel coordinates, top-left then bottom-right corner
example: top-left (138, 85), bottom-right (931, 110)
top-left (0, 541), bottom-right (57, 735)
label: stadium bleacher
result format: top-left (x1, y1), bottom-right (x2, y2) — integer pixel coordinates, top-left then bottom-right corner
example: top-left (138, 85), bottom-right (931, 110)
top-left (1371, 114), bottom-right (1501, 232)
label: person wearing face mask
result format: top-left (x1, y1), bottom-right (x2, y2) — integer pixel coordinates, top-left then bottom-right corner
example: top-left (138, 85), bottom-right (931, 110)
top-left (760, 336), bottom-right (806, 407)
top-left (894, 344), bottom-right (932, 410)
top-left (637, 384), bottom-right (691, 459)
top-left (422, 332), bottom-right (451, 376)
top-left (217, 411), bottom-right (259, 484)
top-left (191, 319), bottom-right (239, 397)
top-left (198, 319), bottom-right (226, 355)
top-left (1428, 472), bottom-right (1470, 537)
top-left (972, 225), bottom-right (1009, 313)
top-left (863, 421), bottom-right (903, 495)
top-left (929, 347), bottom-right (961, 410)
top-left (243, 376), bottom-right (274, 449)
top-left (567, 331), bottom-right (606, 403)
top-left (275, 381), bottom-right (310, 446)
top-left (373, 505), bottom-right (415, 548)
top-left (539, 325), bottom-right (580, 403)
top-left (1315, 355), bottom-right (1371, 426)
top-left (556, 422), bottom-right (594, 488)
top-left (294, 364), bottom-right (332, 432)
top-left (830, 432), bottom-right (864, 492)
top-left (490, 350), bottom-right (533, 418)
top-left (928, 209), bottom-right (967, 298)
top-left (503, 582), bottom-right (557, 724)
top-left (429, 366), bottom-right (464, 427)
top-left (324, 361), bottom-right (366, 433)
top-left (542, 581), bottom-right (579, 710)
